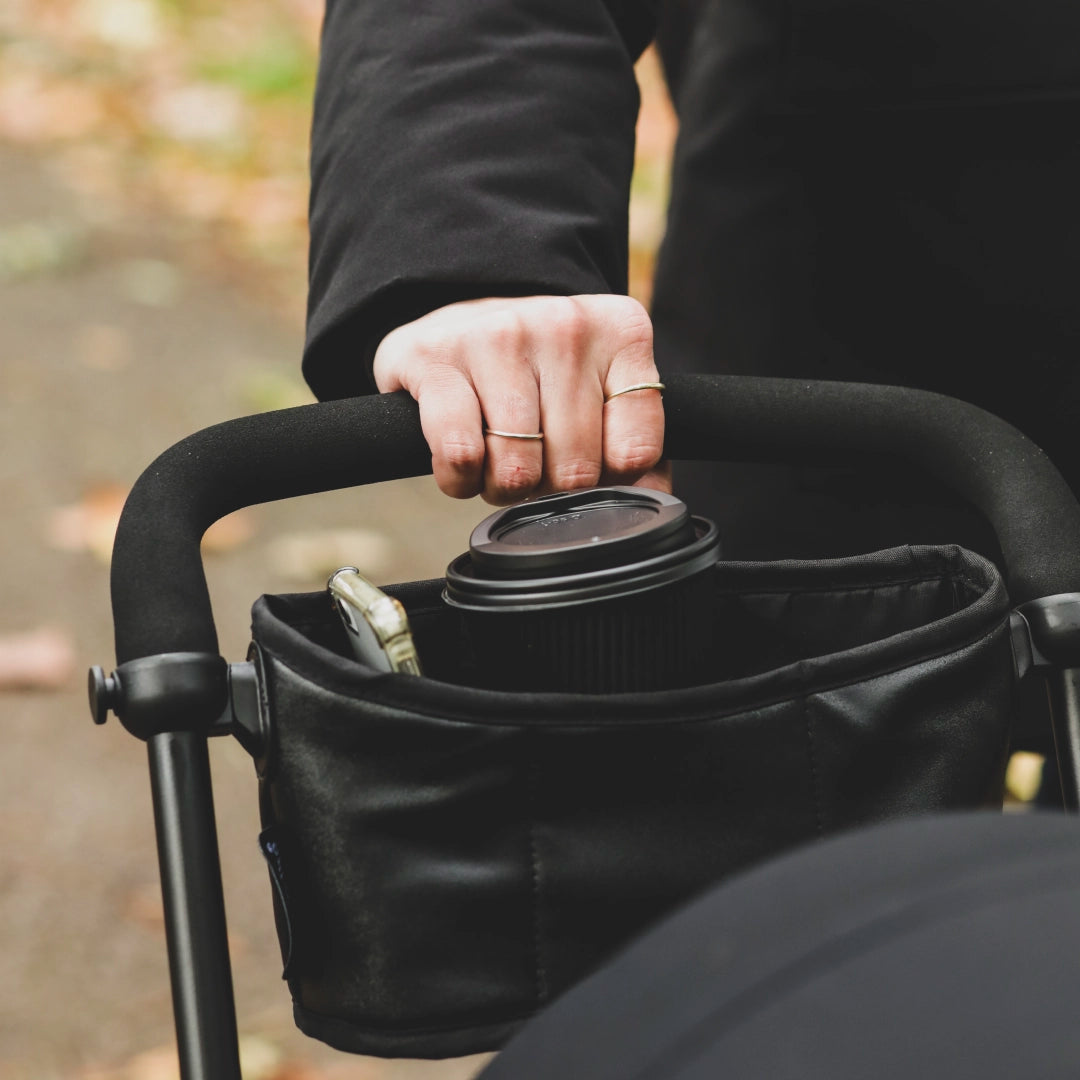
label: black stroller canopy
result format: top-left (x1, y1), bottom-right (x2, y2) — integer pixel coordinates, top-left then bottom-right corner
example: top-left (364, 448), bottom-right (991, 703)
top-left (481, 812), bottom-right (1080, 1080)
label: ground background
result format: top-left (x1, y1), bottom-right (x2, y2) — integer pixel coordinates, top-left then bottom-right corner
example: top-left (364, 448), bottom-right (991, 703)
top-left (0, 3), bottom-right (677, 1077)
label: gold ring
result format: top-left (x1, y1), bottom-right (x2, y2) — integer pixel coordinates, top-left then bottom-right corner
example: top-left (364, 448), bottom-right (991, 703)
top-left (483, 427), bottom-right (544, 441)
top-left (604, 381), bottom-right (666, 403)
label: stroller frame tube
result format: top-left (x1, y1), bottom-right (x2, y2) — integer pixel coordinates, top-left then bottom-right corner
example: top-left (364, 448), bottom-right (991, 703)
top-left (149, 731), bottom-right (242, 1080)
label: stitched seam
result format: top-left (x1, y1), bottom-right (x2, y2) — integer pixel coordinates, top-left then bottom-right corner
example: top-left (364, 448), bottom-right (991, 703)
top-left (248, 642), bottom-right (277, 780)
top-left (803, 696), bottom-right (825, 839)
top-left (526, 739), bottom-right (548, 1005)
top-left (296, 1001), bottom-right (529, 1037)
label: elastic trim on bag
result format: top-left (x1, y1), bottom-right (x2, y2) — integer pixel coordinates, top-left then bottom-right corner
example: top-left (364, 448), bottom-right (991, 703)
top-left (253, 605), bottom-right (1012, 732)
top-left (707, 545), bottom-right (991, 599)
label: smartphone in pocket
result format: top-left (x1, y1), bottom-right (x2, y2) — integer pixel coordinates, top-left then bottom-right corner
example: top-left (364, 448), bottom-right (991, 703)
top-left (328, 567), bottom-right (422, 675)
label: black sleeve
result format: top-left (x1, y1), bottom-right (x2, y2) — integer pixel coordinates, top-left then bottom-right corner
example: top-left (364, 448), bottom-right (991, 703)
top-left (303, 0), bottom-right (658, 400)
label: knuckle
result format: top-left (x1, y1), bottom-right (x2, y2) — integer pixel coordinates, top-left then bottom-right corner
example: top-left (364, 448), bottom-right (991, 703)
top-left (606, 431), bottom-right (664, 475)
top-left (481, 311), bottom-right (525, 354)
top-left (407, 341), bottom-right (461, 388)
top-left (440, 431), bottom-right (486, 474)
top-left (617, 294), bottom-right (651, 324)
top-left (415, 366), bottom-right (464, 401)
top-left (409, 330), bottom-right (455, 365)
top-left (615, 302), bottom-right (654, 357)
top-left (545, 297), bottom-right (589, 348)
top-left (491, 460), bottom-right (542, 497)
top-left (550, 458), bottom-right (602, 490)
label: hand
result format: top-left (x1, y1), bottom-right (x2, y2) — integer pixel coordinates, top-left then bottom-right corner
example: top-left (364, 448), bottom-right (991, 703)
top-left (372, 294), bottom-right (669, 503)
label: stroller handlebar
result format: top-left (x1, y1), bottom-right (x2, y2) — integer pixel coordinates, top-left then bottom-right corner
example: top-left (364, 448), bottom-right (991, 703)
top-left (110, 374), bottom-right (1080, 663)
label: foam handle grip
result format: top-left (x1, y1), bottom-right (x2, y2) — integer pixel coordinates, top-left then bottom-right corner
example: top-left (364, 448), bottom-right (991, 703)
top-left (111, 391), bottom-right (429, 662)
top-left (111, 376), bottom-right (1080, 662)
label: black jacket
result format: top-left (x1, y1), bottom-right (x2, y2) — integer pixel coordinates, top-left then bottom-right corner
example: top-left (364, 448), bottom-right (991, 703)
top-left (304, 0), bottom-right (1080, 496)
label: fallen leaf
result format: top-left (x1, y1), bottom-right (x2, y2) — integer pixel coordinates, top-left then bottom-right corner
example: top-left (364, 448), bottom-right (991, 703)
top-left (316, 1055), bottom-right (496, 1080)
top-left (238, 1036), bottom-right (283, 1080)
top-left (153, 162), bottom-right (234, 221)
top-left (266, 1064), bottom-right (329, 1080)
top-left (77, 322), bottom-right (134, 371)
top-left (123, 882), bottom-right (164, 932)
top-left (0, 627), bottom-right (76, 691)
top-left (46, 486), bottom-right (254, 561)
top-left (0, 76), bottom-right (107, 144)
top-left (124, 1044), bottom-right (179, 1080)
top-left (78, 1034), bottom-right (288, 1080)
top-left (228, 176), bottom-right (306, 232)
top-left (45, 484), bottom-right (126, 563)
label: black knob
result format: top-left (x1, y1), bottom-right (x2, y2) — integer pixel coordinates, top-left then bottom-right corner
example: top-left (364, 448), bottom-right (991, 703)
top-left (88, 666), bottom-right (119, 725)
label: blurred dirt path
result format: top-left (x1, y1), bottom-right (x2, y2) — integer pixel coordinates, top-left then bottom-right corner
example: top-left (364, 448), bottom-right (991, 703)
top-left (0, 143), bottom-right (486, 1079)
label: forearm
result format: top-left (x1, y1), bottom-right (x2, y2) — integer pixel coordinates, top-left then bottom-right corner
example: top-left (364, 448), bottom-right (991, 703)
top-left (304, 0), bottom-right (656, 400)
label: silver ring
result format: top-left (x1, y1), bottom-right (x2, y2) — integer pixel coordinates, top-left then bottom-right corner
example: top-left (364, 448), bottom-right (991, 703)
top-left (604, 381), bottom-right (666, 402)
top-left (483, 427), bottom-right (544, 441)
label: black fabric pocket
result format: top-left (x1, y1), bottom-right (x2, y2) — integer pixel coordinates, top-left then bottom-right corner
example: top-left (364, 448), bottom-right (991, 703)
top-left (251, 544), bottom-right (1015, 1058)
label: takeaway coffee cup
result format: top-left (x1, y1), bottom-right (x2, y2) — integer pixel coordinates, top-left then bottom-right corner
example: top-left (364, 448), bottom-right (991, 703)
top-left (443, 486), bottom-right (720, 692)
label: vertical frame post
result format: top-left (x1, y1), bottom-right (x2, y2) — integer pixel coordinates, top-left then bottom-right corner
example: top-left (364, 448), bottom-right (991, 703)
top-left (148, 731), bottom-right (243, 1080)
top-left (1045, 668), bottom-right (1080, 812)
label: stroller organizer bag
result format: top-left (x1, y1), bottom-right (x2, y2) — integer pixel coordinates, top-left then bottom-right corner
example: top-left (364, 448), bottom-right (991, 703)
top-left (253, 488), bottom-right (1013, 1057)
top-left (92, 376), bottom-right (1080, 1078)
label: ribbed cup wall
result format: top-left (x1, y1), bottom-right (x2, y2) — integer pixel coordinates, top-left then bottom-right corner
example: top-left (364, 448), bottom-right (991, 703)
top-left (463, 572), bottom-right (716, 693)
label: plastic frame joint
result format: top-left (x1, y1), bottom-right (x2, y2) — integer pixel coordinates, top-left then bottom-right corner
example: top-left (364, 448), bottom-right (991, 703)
top-left (88, 653), bottom-right (262, 756)
top-left (1011, 594), bottom-right (1080, 678)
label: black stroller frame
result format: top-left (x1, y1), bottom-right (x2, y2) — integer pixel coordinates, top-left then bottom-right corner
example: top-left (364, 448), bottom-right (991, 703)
top-left (89, 373), bottom-right (1080, 1080)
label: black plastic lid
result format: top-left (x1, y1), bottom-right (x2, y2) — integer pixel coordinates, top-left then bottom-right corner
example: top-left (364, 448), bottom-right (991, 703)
top-left (444, 487), bottom-right (720, 612)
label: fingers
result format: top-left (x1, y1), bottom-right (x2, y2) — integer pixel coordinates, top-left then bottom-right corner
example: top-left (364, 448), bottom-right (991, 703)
top-left (374, 323), bottom-right (485, 498)
top-left (415, 363), bottom-right (489, 500)
top-left (372, 294), bottom-right (664, 502)
top-left (597, 299), bottom-right (665, 486)
top-left (467, 316), bottom-right (545, 504)
top-left (535, 300), bottom-right (604, 494)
